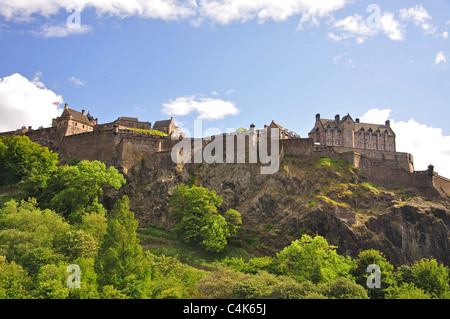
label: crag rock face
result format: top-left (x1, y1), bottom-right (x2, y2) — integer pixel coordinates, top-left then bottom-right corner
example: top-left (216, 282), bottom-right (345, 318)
top-left (113, 153), bottom-right (450, 267)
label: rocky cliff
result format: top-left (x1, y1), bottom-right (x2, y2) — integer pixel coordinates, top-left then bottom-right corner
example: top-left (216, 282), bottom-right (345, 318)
top-left (109, 153), bottom-right (450, 267)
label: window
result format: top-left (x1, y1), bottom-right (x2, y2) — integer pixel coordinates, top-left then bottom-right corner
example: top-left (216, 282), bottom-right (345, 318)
top-left (389, 145), bottom-right (393, 151)
top-left (365, 143), bottom-right (369, 148)
top-left (328, 139), bottom-right (331, 145)
top-left (374, 143), bottom-right (377, 149)
top-left (327, 129), bottom-right (331, 135)
top-left (335, 140), bottom-right (339, 145)
top-left (358, 142), bottom-right (362, 148)
top-left (381, 144), bottom-right (385, 150)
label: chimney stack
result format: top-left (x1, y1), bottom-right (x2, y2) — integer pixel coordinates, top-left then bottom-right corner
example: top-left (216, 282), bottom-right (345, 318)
top-left (355, 118), bottom-right (360, 123)
top-left (82, 110), bottom-right (85, 115)
top-left (64, 103), bottom-right (69, 110)
top-left (385, 120), bottom-right (390, 127)
top-left (335, 114), bottom-right (340, 122)
top-left (316, 113), bottom-right (320, 122)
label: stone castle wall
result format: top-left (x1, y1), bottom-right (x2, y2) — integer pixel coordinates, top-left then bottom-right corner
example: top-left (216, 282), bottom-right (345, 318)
top-left (49, 129), bottom-right (450, 200)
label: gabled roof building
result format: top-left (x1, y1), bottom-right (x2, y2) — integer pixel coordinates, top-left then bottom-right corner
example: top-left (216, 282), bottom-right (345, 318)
top-left (308, 113), bottom-right (396, 152)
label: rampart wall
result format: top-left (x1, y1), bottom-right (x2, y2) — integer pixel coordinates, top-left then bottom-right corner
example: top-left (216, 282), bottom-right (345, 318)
top-left (52, 130), bottom-right (450, 200)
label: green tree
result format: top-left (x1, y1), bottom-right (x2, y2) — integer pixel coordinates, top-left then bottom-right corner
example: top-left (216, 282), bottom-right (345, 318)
top-left (196, 266), bottom-right (249, 299)
top-left (40, 160), bottom-right (126, 223)
top-left (0, 255), bottom-right (32, 299)
top-left (317, 277), bottom-right (369, 299)
top-left (35, 279), bottom-right (70, 299)
top-left (56, 229), bottom-right (99, 261)
top-left (145, 252), bottom-right (206, 299)
top-left (77, 212), bottom-right (108, 244)
top-left (0, 198), bottom-right (70, 275)
top-left (224, 209), bottom-right (242, 238)
top-left (276, 234), bottom-right (352, 284)
top-left (0, 135), bottom-right (58, 187)
top-left (385, 282), bottom-right (433, 299)
top-left (35, 258), bottom-right (100, 299)
top-left (95, 196), bottom-right (145, 291)
top-left (410, 258), bottom-right (449, 298)
top-left (350, 249), bottom-right (396, 299)
top-left (200, 214), bottom-right (230, 253)
top-left (168, 184), bottom-right (242, 252)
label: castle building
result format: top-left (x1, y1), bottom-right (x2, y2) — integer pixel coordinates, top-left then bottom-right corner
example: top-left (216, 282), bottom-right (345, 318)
top-left (153, 117), bottom-right (177, 135)
top-left (265, 120), bottom-right (301, 139)
top-left (0, 104), bottom-right (176, 150)
top-left (308, 113), bottom-right (396, 152)
top-left (53, 103), bottom-right (98, 136)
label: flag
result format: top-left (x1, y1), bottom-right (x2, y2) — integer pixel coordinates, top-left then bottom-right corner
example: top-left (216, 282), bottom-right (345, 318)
top-left (52, 102), bottom-right (60, 105)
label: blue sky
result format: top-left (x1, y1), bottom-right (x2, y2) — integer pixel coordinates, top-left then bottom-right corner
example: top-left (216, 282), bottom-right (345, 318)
top-left (1, 0), bottom-right (450, 176)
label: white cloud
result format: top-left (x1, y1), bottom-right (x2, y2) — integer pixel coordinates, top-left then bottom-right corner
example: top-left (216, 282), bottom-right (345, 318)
top-left (162, 95), bottom-right (239, 120)
top-left (435, 51), bottom-right (447, 65)
top-left (441, 31), bottom-right (449, 39)
top-left (360, 108), bottom-right (450, 178)
top-left (0, 0), bottom-right (350, 28)
top-left (197, 0), bottom-right (350, 27)
top-left (35, 23), bottom-right (92, 38)
top-left (0, 0), bottom-right (196, 21)
top-left (333, 53), bottom-right (345, 64)
top-left (0, 73), bottom-right (63, 132)
top-left (69, 76), bottom-right (87, 86)
top-left (399, 5), bottom-right (436, 35)
top-left (329, 12), bottom-right (404, 43)
top-left (329, 14), bottom-right (376, 43)
top-left (379, 12), bottom-right (404, 41)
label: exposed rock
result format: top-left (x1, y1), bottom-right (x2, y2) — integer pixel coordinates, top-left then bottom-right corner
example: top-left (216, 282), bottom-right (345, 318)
top-left (111, 154), bottom-right (450, 267)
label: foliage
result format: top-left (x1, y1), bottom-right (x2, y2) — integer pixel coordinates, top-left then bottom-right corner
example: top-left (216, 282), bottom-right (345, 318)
top-left (95, 196), bottom-right (145, 291)
top-left (168, 184), bottom-right (242, 252)
top-left (276, 234), bottom-right (352, 283)
top-left (220, 256), bottom-right (282, 275)
top-left (0, 136), bottom-right (58, 187)
top-left (129, 128), bottom-right (169, 137)
top-left (145, 252), bottom-right (206, 299)
top-left (350, 249), bottom-right (396, 299)
top-left (409, 258), bottom-right (450, 298)
top-left (385, 282), bottom-right (433, 299)
top-left (37, 160), bottom-right (126, 223)
top-left (0, 255), bottom-right (32, 299)
top-left (0, 198), bottom-right (70, 275)
top-left (317, 277), bottom-right (368, 299)
top-left (231, 271), bottom-right (293, 299)
top-left (196, 266), bottom-right (249, 299)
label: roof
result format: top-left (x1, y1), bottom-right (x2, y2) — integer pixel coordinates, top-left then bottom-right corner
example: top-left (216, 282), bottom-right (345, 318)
top-left (268, 120), bottom-right (300, 138)
top-left (316, 116), bottom-right (394, 136)
top-left (57, 108), bottom-right (94, 126)
top-left (153, 119), bottom-right (173, 128)
top-left (320, 119), bottom-right (338, 128)
top-left (355, 123), bottom-right (394, 135)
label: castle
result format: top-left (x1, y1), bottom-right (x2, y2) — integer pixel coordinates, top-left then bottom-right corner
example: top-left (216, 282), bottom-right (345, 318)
top-left (309, 113), bottom-right (396, 152)
top-left (1, 106), bottom-right (449, 200)
top-left (0, 103), bottom-right (180, 150)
